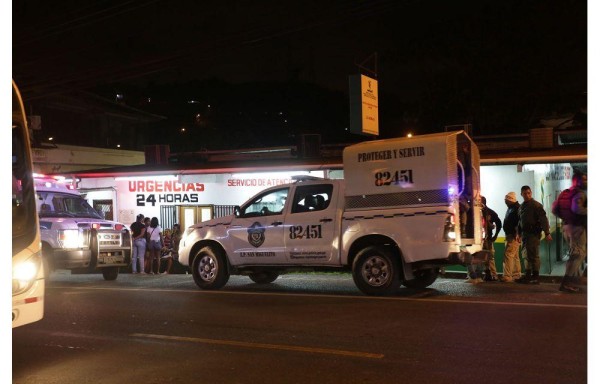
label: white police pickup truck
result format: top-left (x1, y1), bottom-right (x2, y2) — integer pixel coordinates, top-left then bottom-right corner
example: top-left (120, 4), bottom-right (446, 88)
top-left (178, 131), bottom-right (488, 295)
top-left (35, 175), bottom-right (132, 280)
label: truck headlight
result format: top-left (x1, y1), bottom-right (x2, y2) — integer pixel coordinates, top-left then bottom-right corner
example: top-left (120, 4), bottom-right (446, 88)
top-left (58, 229), bottom-right (85, 248)
top-left (13, 253), bottom-right (42, 296)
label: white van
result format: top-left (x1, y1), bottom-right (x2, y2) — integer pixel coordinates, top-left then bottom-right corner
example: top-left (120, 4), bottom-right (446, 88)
top-left (35, 175), bottom-right (132, 280)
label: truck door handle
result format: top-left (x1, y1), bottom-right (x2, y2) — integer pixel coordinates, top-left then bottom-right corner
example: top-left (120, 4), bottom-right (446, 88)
top-left (320, 218), bottom-right (333, 223)
top-left (271, 221), bottom-right (283, 226)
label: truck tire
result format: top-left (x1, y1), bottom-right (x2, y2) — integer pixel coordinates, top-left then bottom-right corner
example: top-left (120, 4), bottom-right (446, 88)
top-left (102, 267), bottom-right (120, 281)
top-left (402, 268), bottom-right (439, 289)
top-left (249, 271), bottom-right (279, 284)
top-left (192, 246), bottom-right (230, 290)
top-left (352, 245), bottom-right (400, 296)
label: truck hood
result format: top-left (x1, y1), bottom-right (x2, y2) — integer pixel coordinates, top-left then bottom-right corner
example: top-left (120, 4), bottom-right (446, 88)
top-left (191, 215), bottom-right (234, 230)
top-left (39, 217), bottom-right (128, 231)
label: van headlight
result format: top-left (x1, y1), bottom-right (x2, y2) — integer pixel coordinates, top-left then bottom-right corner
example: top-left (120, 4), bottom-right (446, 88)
top-left (58, 229), bottom-right (86, 248)
top-left (13, 253), bottom-right (42, 295)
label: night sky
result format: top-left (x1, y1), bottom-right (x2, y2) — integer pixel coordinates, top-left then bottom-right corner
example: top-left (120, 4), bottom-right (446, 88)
top-left (11, 0), bottom-right (589, 139)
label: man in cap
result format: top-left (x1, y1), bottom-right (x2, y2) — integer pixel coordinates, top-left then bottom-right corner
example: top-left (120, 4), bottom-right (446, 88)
top-left (500, 192), bottom-right (521, 282)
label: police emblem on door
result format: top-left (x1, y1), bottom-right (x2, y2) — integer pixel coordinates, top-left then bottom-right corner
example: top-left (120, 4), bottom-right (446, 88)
top-left (247, 222), bottom-right (266, 248)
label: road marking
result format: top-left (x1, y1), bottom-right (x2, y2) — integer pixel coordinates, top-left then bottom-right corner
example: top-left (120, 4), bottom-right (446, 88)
top-left (49, 285), bottom-right (587, 309)
top-left (130, 333), bottom-right (384, 359)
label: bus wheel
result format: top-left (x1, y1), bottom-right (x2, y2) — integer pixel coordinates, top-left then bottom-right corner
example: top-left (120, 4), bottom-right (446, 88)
top-left (352, 245), bottom-right (400, 296)
top-left (102, 267), bottom-right (119, 281)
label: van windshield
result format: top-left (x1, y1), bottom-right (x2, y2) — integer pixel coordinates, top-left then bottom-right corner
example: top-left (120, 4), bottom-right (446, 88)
top-left (37, 192), bottom-right (103, 219)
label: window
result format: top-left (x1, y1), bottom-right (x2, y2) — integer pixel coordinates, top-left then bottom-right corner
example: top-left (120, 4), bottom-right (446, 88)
top-left (240, 188), bottom-right (289, 217)
top-left (292, 184), bottom-right (333, 214)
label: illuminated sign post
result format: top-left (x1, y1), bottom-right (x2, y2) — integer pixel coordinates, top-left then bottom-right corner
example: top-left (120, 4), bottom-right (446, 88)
top-left (349, 74), bottom-right (379, 136)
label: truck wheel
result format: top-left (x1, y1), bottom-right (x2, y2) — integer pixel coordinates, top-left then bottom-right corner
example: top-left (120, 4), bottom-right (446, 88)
top-left (192, 246), bottom-right (230, 290)
top-left (249, 271), bottom-right (279, 284)
top-left (102, 267), bottom-right (119, 281)
top-left (352, 245), bottom-right (400, 296)
top-left (402, 268), bottom-right (439, 289)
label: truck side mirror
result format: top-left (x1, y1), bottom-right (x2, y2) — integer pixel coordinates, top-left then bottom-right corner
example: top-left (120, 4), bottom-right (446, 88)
top-left (234, 205), bottom-right (241, 217)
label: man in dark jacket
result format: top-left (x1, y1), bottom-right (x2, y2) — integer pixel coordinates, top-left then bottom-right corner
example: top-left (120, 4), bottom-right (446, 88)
top-left (516, 185), bottom-right (552, 284)
top-left (500, 192), bottom-right (521, 282)
top-left (481, 196), bottom-right (502, 281)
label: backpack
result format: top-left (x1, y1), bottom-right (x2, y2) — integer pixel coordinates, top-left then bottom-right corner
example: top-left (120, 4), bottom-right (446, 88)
top-left (552, 188), bottom-right (583, 225)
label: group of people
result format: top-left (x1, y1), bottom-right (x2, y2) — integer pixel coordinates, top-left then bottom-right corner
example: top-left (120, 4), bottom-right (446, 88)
top-left (130, 214), bottom-right (182, 275)
top-left (467, 171), bottom-right (587, 294)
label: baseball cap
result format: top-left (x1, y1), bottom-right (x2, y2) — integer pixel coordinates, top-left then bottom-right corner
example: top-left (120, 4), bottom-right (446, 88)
top-left (504, 192), bottom-right (517, 202)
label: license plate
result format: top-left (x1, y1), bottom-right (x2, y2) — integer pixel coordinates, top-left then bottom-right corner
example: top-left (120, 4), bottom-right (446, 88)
top-left (102, 256), bottom-right (117, 264)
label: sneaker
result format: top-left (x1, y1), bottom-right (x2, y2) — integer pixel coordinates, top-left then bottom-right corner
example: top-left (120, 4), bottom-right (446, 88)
top-left (140, 272), bottom-right (146, 275)
top-left (162, 271), bottom-right (168, 275)
top-left (465, 277), bottom-right (483, 284)
top-left (499, 277), bottom-right (514, 283)
top-left (515, 276), bottom-right (530, 284)
top-left (559, 284), bottom-right (581, 293)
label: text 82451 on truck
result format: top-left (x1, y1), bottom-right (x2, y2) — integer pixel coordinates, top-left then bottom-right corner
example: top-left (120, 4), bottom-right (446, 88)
top-left (35, 175), bottom-right (132, 280)
top-left (178, 131), bottom-right (488, 295)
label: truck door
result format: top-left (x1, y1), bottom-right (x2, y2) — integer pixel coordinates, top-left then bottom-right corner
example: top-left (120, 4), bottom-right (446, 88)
top-left (227, 187), bottom-right (289, 265)
top-left (284, 183), bottom-right (338, 264)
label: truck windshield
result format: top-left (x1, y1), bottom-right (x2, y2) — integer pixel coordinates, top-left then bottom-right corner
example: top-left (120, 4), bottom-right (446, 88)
top-left (37, 192), bottom-right (103, 219)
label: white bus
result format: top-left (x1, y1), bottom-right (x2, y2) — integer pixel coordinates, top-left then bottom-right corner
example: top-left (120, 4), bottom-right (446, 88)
top-left (12, 80), bottom-right (44, 327)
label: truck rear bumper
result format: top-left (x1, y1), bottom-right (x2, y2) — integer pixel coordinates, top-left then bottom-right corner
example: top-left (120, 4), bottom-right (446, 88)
top-left (447, 250), bottom-right (490, 266)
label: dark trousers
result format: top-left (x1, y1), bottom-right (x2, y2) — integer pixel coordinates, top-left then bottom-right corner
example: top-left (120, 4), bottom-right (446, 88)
top-left (522, 234), bottom-right (541, 275)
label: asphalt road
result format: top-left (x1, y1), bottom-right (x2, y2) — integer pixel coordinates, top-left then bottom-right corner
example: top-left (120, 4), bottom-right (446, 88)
top-left (13, 271), bottom-right (587, 384)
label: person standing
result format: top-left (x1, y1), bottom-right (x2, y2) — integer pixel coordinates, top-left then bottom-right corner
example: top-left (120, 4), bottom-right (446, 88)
top-left (516, 185), bottom-right (552, 284)
top-left (130, 214), bottom-right (147, 274)
top-left (146, 217), bottom-right (164, 274)
top-left (555, 172), bottom-right (587, 293)
top-left (481, 196), bottom-right (502, 281)
top-left (160, 229), bottom-right (173, 274)
top-left (143, 217), bottom-right (151, 272)
top-left (500, 192), bottom-right (521, 282)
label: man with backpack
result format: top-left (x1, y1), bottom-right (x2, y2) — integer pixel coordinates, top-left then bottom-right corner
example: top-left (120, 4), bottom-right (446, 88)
top-left (553, 172), bottom-right (587, 293)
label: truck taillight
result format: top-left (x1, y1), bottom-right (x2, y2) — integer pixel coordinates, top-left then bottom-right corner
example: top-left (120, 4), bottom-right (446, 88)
top-left (91, 223), bottom-right (101, 230)
top-left (443, 213), bottom-right (456, 242)
top-left (115, 224), bottom-right (124, 231)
